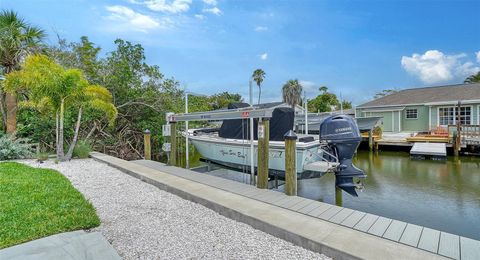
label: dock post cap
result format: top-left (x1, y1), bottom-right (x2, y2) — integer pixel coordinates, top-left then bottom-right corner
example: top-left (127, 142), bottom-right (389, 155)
top-left (144, 129), bottom-right (151, 134)
top-left (284, 130), bottom-right (297, 140)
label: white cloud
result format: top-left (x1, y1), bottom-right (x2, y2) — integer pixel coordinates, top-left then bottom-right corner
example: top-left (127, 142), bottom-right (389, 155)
top-left (105, 5), bottom-right (161, 33)
top-left (194, 14), bottom-right (205, 20)
top-left (260, 53), bottom-right (268, 60)
top-left (299, 80), bottom-right (316, 94)
top-left (202, 0), bottom-right (217, 5)
top-left (476, 51), bottom-right (480, 63)
top-left (401, 50), bottom-right (480, 84)
top-left (134, 0), bottom-right (192, 13)
top-left (203, 7), bottom-right (222, 16)
top-left (254, 26), bottom-right (268, 32)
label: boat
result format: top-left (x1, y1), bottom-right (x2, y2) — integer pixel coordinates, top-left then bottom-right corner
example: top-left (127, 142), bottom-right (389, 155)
top-left (188, 103), bottom-right (366, 196)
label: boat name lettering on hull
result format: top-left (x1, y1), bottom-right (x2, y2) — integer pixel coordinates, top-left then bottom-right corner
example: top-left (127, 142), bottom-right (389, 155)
top-left (220, 149), bottom-right (246, 159)
top-left (218, 149), bottom-right (283, 159)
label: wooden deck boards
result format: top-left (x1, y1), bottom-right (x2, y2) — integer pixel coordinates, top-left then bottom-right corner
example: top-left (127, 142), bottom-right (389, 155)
top-left (131, 159), bottom-right (477, 259)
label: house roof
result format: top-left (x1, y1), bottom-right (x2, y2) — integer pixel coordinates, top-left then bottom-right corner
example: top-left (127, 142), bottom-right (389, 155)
top-left (358, 83), bottom-right (480, 108)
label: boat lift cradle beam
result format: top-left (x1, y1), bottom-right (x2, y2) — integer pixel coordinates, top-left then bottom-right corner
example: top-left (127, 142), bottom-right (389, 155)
top-left (167, 107), bottom-right (274, 122)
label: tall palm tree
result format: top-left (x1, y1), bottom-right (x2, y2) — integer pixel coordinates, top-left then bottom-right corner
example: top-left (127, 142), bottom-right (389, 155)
top-left (252, 69), bottom-right (265, 105)
top-left (464, 71), bottom-right (480, 84)
top-left (282, 79), bottom-right (303, 109)
top-left (0, 10), bottom-right (45, 133)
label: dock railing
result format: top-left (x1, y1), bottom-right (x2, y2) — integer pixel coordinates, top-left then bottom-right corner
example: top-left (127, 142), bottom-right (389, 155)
top-left (447, 124), bottom-right (480, 145)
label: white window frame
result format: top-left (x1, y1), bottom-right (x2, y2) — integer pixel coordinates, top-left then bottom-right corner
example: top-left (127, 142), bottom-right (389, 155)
top-left (405, 108), bottom-right (418, 119)
top-left (478, 105), bottom-right (480, 125)
top-left (458, 106), bottom-right (473, 125)
top-left (437, 106), bottom-right (472, 126)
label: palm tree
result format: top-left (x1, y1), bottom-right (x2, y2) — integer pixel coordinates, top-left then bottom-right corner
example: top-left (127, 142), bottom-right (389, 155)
top-left (282, 79), bottom-right (303, 109)
top-left (252, 69), bottom-right (266, 105)
top-left (464, 71), bottom-right (480, 84)
top-left (0, 10), bottom-right (45, 133)
top-left (5, 55), bottom-right (117, 161)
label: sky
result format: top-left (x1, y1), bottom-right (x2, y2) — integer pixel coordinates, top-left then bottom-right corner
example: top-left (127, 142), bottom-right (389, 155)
top-left (2, 0), bottom-right (480, 105)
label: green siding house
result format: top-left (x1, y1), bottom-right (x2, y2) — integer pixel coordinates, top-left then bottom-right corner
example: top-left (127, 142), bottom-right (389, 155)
top-left (355, 83), bottom-right (480, 133)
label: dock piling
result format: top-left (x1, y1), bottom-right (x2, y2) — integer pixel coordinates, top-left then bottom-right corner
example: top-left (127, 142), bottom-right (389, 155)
top-left (284, 130), bottom-right (297, 196)
top-left (170, 122), bottom-right (177, 166)
top-left (257, 119), bottom-right (270, 189)
top-left (368, 130), bottom-right (373, 151)
top-left (144, 129), bottom-right (151, 160)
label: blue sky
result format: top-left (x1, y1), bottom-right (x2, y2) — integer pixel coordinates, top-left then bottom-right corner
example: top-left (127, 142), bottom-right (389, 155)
top-left (2, 0), bottom-right (480, 105)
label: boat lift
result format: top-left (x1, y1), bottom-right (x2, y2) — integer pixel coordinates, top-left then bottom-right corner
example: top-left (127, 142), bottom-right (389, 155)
top-left (167, 106), bottom-right (277, 186)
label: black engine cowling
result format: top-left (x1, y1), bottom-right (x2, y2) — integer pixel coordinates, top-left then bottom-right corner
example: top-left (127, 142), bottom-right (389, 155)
top-left (319, 115), bottom-right (366, 196)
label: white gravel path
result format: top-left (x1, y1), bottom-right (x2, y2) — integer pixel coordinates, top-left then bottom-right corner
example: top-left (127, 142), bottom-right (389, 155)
top-left (20, 159), bottom-right (330, 260)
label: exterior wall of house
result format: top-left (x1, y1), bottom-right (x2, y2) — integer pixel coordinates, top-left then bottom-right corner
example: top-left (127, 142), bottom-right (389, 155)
top-left (401, 105), bottom-right (429, 132)
top-left (357, 110), bottom-right (396, 132)
top-left (356, 103), bottom-right (480, 133)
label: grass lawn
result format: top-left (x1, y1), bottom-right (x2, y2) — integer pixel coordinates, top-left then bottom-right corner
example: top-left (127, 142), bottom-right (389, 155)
top-left (0, 162), bottom-right (100, 249)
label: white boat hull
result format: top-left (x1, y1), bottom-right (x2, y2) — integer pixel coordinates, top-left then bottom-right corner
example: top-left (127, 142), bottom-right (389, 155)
top-left (189, 135), bottom-right (330, 176)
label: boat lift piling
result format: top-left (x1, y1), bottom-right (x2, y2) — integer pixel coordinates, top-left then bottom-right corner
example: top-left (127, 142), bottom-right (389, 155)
top-left (257, 118), bottom-right (269, 189)
top-left (284, 130), bottom-right (297, 196)
top-left (169, 122), bottom-right (177, 166)
top-left (143, 129), bottom-right (151, 160)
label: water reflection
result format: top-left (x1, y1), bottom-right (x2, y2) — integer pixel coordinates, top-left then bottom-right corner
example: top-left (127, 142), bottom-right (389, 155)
top-left (295, 151), bottom-right (480, 240)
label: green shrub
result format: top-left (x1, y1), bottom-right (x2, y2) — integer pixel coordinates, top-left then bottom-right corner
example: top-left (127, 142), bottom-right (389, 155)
top-left (0, 135), bottom-right (34, 161)
top-left (36, 152), bottom-right (49, 162)
top-left (73, 140), bottom-right (92, 159)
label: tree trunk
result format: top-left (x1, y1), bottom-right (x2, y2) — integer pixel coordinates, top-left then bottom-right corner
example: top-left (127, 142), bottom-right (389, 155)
top-left (258, 86), bottom-right (261, 105)
top-left (0, 89), bottom-right (6, 132)
top-left (65, 106), bottom-right (83, 160)
top-left (4, 66), bottom-right (17, 134)
top-left (58, 99), bottom-right (65, 160)
top-left (55, 109), bottom-right (59, 157)
top-left (5, 93), bottom-right (17, 133)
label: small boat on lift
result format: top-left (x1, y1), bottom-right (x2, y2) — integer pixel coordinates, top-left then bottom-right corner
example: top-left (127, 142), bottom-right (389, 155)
top-left (189, 103), bottom-right (366, 196)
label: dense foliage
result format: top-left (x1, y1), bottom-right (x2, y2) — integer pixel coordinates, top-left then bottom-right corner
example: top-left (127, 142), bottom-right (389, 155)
top-left (307, 86), bottom-right (351, 113)
top-left (5, 54), bottom-right (117, 161)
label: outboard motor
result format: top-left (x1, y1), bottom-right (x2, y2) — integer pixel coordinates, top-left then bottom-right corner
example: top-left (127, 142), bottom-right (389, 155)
top-left (319, 115), bottom-right (366, 196)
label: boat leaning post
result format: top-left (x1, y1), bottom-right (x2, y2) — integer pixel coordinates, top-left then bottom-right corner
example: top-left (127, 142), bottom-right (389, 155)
top-left (257, 118), bottom-right (270, 189)
top-left (144, 129), bottom-right (151, 160)
top-left (284, 130), bottom-right (297, 196)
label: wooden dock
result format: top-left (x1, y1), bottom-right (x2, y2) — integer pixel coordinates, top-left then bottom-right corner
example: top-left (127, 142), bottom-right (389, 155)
top-left (91, 152), bottom-right (480, 260)
top-left (410, 143), bottom-right (447, 159)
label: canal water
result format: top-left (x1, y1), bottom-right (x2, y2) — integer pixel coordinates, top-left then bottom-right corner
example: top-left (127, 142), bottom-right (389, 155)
top-left (292, 151), bottom-right (480, 240)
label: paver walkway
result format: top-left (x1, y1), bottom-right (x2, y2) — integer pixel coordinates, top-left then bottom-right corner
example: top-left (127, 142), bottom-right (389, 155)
top-left (0, 231), bottom-right (121, 260)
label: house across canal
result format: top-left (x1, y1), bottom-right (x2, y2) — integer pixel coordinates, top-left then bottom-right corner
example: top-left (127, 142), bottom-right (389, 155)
top-left (355, 83), bottom-right (480, 152)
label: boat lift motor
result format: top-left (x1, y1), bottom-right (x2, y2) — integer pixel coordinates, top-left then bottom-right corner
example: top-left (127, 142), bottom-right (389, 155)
top-left (319, 115), bottom-right (366, 196)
